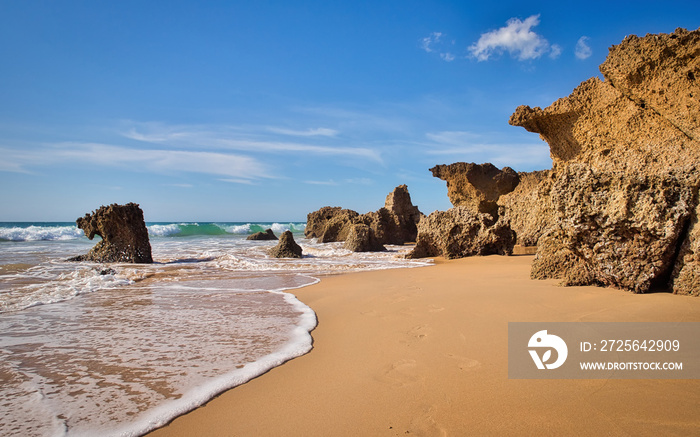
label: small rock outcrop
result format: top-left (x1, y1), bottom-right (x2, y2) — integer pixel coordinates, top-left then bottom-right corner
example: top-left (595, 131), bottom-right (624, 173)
top-left (407, 206), bottom-right (515, 259)
top-left (70, 203), bottom-right (153, 263)
top-left (305, 207), bottom-right (360, 243)
top-left (305, 185), bottom-right (422, 251)
top-left (383, 184), bottom-right (422, 242)
top-left (344, 224), bottom-right (385, 252)
top-left (508, 27), bottom-right (700, 295)
top-left (430, 163), bottom-right (520, 215)
top-left (269, 231), bottom-right (303, 258)
top-left (246, 229), bottom-right (278, 241)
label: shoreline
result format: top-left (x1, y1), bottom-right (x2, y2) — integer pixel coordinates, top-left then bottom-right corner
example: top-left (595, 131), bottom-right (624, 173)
top-left (149, 255), bottom-right (700, 436)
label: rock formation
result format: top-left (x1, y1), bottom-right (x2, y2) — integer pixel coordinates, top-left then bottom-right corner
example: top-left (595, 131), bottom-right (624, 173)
top-left (497, 170), bottom-right (552, 247)
top-left (269, 231), bottom-right (303, 258)
top-left (344, 224), bottom-right (385, 252)
top-left (430, 163), bottom-right (520, 215)
top-left (246, 229), bottom-right (278, 241)
top-left (407, 206), bottom-right (515, 259)
top-left (305, 207), bottom-right (360, 243)
top-left (382, 184), bottom-right (422, 243)
top-left (508, 27), bottom-right (700, 295)
top-left (528, 164), bottom-right (695, 293)
top-left (305, 185), bottom-right (422, 251)
top-left (406, 163), bottom-right (520, 259)
top-left (70, 203), bottom-right (153, 263)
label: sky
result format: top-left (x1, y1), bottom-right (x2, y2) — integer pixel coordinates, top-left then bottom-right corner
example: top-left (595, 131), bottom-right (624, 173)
top-left (1, 1), bottom-right (698, 222)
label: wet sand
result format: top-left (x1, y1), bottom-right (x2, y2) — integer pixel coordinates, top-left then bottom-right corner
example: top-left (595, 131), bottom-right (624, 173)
top-left (149, 255), bottom-right (700, 436)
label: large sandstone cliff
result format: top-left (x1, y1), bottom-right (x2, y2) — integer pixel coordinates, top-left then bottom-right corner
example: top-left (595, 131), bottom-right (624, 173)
top-left (509, 27), bottom-right (700, 295)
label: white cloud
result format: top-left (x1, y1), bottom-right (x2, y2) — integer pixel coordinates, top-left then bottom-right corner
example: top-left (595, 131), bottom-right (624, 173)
top-left (469, 15), bottom-right (557, 61)
top-left (304, 179), bottom-right (338, 186)
top-left (549, 44), bottom-right (562, 59)
top-left (421, 32), bottom-right (456, 62)
top-left (421, 32), bottom-right (443, 53)
top-left (266, 127), bottom-right (338, 137)
top-left (33, 142), bottom-right (273, 182)
top-left (575, 36), bottom-right (592, 60)
top-left (123, 122), bottom-right (382, 163)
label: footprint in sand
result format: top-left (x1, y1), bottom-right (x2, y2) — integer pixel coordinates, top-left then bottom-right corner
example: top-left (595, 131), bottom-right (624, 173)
top-left (427, 304), bottom-right (445, 313)
top-left (399, 324), bottom-right (431, 346)
top-left (408, 406), bottom-right (448, 437)
top-left (445, 353), bottom-right (481, 371)
top-left (377, 359), bottom-right (423, 387)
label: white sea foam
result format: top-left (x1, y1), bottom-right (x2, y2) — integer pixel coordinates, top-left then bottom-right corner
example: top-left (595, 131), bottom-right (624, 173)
top-left (147, 223), bottom-right (182, 236)
top-left (227, 223), bottom-right (252, 234)
top-left (0, 225), bottom-right (84, 241)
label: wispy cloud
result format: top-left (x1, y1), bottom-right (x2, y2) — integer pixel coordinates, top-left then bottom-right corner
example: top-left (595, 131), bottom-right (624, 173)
top-left (468, 15), bottom-right (558, 61)
top-left (303, 178), bottom-right (373, 186)
top-left (266, 127), bottom-right (339, 137)
top-left (420, 32), bottom-right (456, 62)
top-left (123, 122), bottom-right (382, 163)
top-left (575, 36), bottom-right (592, 60)
top-left (549, 44), bottom-right (563, 59)
top-left (304, 179), bottom-right (338, 186)
top-left (6, 142), bottom-right (273, 183)
top-left (424, 131), bottom-right (551, 169)
top-left (421, 32), bottom-right (443, 53)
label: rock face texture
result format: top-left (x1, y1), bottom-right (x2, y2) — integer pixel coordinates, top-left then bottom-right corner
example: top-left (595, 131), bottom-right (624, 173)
top-left (305, 185), bottom-right (422, 251)
top-left (529, 165), bottom-right (695, 293)
top-left (498, 170), bottom-right (552, 247)
top-left (509, 27), bottom-right (700, 295)
top-left (344, 224), bottom-right (385, 252)
top-left (246, 229), bottom-right (278, 241)
top-left (269, 231), bottom-right (303, 258)
top-left (71, 203), bottom-right (153, 263)
top-left (407, 206), bottom-right (515, 259)
top-left (305, 207), bottom-right (360, 243)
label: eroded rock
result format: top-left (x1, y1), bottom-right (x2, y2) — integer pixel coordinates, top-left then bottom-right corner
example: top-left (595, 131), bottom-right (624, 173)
top-left (407, 206), bottom-right (515, 259)
top-left (529, 165), bottom-right (694, 293)
top-left (430, 163), bottom-right (520, 215)
top-left (247, 229), bottom-right (278, 241)
top-left (269, 230), bottom-right (303, 258)
top-left (304, 185), bottom-right (422, 250)
top-left (509, 27), bottom-right (700, 294)
top-left (70, 203), bottom-right (153, 263)
top-left (497, 170), bottom-right (552, 247)
top-left (344, 224), bottom-right (385, 252)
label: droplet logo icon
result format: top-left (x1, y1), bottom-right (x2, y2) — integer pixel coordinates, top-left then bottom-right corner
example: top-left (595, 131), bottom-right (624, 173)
top-left (528, 330), bottom-right (568, 370)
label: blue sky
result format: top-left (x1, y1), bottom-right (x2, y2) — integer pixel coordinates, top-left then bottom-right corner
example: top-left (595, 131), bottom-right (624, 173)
top-left (1, 1), bottom-right (698, 221)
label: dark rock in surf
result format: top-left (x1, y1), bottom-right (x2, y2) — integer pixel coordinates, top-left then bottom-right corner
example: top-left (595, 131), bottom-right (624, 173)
top-left (247, 229), bottom-right (278, 241)
top-left (69, 203), bottom-right (153, 263)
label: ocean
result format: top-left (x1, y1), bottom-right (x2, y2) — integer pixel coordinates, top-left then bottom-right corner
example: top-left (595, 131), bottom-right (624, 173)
top-left (0, 222), bottom-right (431, 437)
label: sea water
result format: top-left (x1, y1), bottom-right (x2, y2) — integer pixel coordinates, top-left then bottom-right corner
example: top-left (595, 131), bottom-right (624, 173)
top-left (0, 222), bottom-right (430, 436)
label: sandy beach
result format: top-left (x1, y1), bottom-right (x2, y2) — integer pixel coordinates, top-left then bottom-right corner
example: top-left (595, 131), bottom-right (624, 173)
top-left (149, 255), bottom-right (700, 436)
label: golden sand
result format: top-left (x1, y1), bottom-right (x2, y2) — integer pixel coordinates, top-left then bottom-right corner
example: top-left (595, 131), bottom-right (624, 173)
top-left (149, 255), bottom-right (700, 436)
